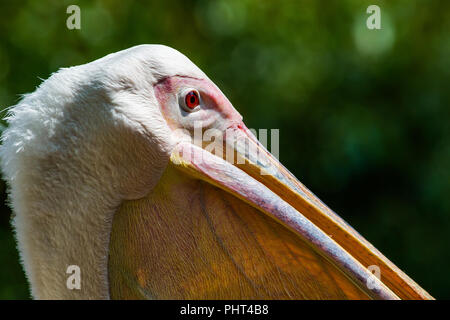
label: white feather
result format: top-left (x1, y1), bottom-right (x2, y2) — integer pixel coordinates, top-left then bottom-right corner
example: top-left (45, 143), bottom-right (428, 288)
top-left (0, 44), bottom-right (206, 299)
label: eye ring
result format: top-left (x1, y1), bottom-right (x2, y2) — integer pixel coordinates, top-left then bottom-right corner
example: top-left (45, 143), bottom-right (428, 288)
top-left (180, 89), bottom-right (201, 112)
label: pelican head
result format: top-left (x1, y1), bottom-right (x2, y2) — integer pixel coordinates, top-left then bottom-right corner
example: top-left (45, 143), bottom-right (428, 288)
top-left (0, 45), bottom-right (432, 300)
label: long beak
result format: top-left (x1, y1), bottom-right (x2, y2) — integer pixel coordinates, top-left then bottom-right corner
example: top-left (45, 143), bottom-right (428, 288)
top-left (108, 120), bottom-right (433, 300)
top-left (172, 122), bottom-right (432, 300)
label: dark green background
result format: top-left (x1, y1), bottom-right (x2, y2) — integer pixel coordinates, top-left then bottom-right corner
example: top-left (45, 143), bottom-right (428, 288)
top-left (0, 0), bottom-right (449, 299)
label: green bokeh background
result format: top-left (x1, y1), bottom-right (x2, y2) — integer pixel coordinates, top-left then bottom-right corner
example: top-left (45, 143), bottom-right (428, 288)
top-left (0, 0), bottom-right (449, 299)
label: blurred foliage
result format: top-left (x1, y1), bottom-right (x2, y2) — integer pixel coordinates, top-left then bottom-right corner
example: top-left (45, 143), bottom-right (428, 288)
top-left (0, 0), bottom-right (449, 299)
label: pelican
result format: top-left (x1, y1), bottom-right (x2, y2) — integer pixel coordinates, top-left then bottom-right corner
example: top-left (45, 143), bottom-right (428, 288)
top-left (0, 45), bottom-right (432, 300)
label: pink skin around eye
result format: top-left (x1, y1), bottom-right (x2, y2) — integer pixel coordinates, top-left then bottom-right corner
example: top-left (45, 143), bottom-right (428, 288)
top-left (154, 76), bottom-right (243, 131)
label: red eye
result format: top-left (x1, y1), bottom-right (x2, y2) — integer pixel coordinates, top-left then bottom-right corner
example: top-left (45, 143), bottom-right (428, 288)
top-left (185, 90), bottom-right (200, 109)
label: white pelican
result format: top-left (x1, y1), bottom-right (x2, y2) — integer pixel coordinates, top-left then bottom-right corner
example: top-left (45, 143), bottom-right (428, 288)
top-left (0, 45), bottom-right (432, 300)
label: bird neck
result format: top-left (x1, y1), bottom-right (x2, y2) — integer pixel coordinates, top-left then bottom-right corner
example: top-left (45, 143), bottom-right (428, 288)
top-left (1, 68), bottom-right (174, 298)
top-left (7, 117), bottom-right (170, 299)
top-left (12, 153), bottom-right (122, 299)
